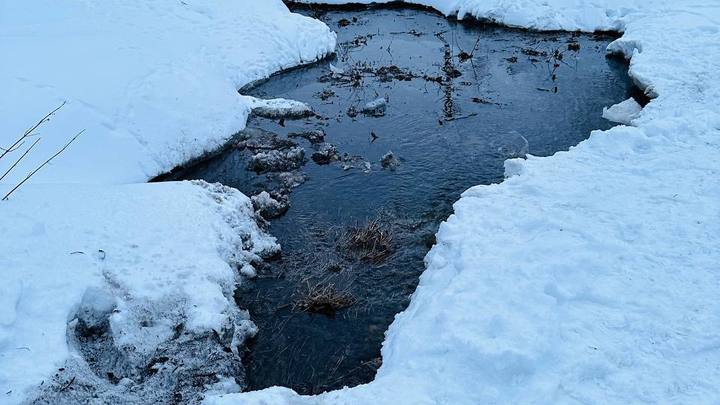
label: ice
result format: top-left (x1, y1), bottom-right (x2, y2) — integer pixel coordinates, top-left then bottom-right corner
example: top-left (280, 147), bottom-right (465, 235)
top-left (247, 96), bottom-right (315, 119)
top-left (362, 97), bottom-right (388, 116)
top-left (603, 98), bottom-right (643, 125)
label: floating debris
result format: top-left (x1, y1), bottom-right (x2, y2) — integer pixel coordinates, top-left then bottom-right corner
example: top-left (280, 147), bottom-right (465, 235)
top-left (288, 129), bottom-right (326, 144)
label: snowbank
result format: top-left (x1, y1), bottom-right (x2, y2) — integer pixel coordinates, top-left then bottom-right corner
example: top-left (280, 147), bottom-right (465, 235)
top-left (0, 0), bottom-right (335, 184)
top-left (206, 1), bottom-right (720, 404)
top-left (0, 181), bottom-right (278, 402)
top-left (1, 1), bottom-right (334, 402)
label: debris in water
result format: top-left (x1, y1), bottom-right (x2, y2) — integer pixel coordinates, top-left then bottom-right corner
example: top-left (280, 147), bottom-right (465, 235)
top-left (272, 171), bottom-right (307, 189)
top-left (293, 282), bottom-right (356, 317)
top-left (329, 63), bottom-right (344, 76)
top-left (248, 147), bottom-right (305, 173)
top-left (343, 218), bottom-right (394, 263)
top-left (316, 88), bottom-right (336, 100)
top-left (289, 129), bottom-right (326, 144)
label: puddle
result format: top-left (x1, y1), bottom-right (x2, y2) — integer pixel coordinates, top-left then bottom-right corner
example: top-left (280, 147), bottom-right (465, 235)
top-left (164, 5), bottom-right (634, 395)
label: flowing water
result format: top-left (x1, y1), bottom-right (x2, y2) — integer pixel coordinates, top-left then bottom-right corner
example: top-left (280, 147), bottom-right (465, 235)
top-left (165, 4), bottom-right (635, 394)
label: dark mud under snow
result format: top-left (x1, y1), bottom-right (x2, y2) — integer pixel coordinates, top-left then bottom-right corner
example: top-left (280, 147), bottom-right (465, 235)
top-left (164, 5), bottom-right (636, 395)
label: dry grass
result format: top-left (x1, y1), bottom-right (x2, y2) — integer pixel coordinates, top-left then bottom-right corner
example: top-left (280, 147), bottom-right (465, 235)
top-left (293, 281), bottom-right (356, 316)
top-left (342, 218), bottom-right (394, 263)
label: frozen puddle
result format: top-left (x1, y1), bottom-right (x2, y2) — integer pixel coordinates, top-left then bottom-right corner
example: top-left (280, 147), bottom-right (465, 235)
top-left (164, 4), bottom-right (637, 395)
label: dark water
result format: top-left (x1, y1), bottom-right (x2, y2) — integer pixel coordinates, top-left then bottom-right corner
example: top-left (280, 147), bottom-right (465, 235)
top-left (170, 5), bottom-right (633, 395)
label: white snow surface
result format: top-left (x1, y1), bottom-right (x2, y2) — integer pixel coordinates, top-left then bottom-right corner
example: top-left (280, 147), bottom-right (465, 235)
top-left (0, 0), bottom-right (335, 184)
top-left (0, 181), bottom-right (278, 403)
top-left (2, 0), bottom-right (719, 403)
top-left (0, 1), bottom-right (334, 402)
top-left (206, 1), bottom-right (720, 404)
top-left (603, 97), bottom-right (643, 125)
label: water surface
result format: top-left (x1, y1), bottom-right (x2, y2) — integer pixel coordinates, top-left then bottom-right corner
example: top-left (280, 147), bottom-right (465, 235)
top-left (173, 5), bottom-right (633, 394)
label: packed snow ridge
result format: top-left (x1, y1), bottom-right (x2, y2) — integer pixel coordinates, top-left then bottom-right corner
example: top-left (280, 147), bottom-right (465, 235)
top-left (1, 0), bottom-right (719, 404)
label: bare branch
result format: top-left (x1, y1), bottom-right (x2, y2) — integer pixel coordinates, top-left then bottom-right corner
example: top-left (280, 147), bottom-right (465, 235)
top-left (2, 129), bottom-right (84, 201)
top-left (0, 138), bottom-right (41, 182)
top-left (0, 102), bottom-right (65, 162)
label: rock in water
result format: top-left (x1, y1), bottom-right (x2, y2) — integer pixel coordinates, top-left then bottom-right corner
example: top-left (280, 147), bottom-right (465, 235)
top-left (311, 143), bottom-right (339, 165)
top-left (252, 191), bottom-right (289, 219)
top-left (248, 147), bottom-right (305, 173)
top-left (249, 97), bottom-right (314, 119)
top-left (362, 97), bottom-right (387, 117)
top-left (381, 151), bottom-right (400, 170)
top-left (288, 129), bottom-right (326, 144)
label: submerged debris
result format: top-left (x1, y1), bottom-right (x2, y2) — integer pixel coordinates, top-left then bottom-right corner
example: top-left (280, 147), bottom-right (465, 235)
top-left (271, 171), bottom-right (307, 189)
top-left (293, 282), bottom-right (356, 317)
top-left (341, 153), bottom-right (372, 172)
top-left (343, 218), bottom-right (394, 263)
top-left (376, 65), bottom-right (414, 82)
top-left (316, 88), bottom-right (336, 100)
top-left (235, 128), bottom-right (297, 151)
top-left (288, 129), bottom-right (326, 144)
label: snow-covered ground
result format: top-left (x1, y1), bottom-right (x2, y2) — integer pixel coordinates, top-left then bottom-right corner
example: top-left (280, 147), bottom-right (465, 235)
top-left (1, 1), bottom-right (334, 402)
top-left (2, 0), bottom-right (719, 403)
top-left (0, 0), bottom-right (335, 184)
top-left (205, 0), bottom-right (720, 404)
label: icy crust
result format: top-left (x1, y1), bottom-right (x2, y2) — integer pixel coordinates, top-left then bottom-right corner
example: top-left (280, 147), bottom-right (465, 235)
top-left (0, 181), bottom-right (278, 403)
top-left (602, 98), bottom-right (642, 125)
top-left (210, 1), bottom-right (720, 404)
top-left (245, 96), bottom-right (315, 119)
top-left (0, 1), bottom-right (336, 184)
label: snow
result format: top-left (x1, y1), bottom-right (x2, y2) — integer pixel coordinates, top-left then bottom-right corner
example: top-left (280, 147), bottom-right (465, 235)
top-left (206, 1), bottom-right (720, 404)
top-left (2, 0), bottom-right (719, 403)
top-left (0, 0), bottom-right (335, 184)
top-left (0, 181), bottom-right (279, 402)
top-left (0, 1), bottom-right (333, 402)
top-left (602, 98), bottom-right (642, 125)
top-left (245, 96), bottom-right (315, 119)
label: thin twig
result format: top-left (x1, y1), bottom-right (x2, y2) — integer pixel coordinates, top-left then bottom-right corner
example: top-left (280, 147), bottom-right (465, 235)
top-left (3, 129), bottom-right (84, 201)
top-left (58, 376), bottom-right (75, 392)
top-left (0, 102), bottom-right (65, 161)
top-left (0, 138), bottom-right (41, 182)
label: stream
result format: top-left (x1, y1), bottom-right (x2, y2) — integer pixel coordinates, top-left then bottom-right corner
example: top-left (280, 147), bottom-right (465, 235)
top-left (164, 4), bottom-right (635, 395)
